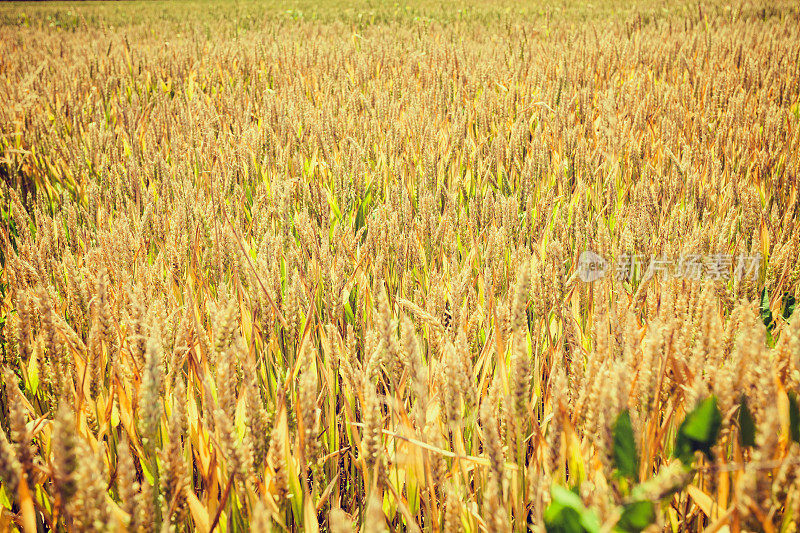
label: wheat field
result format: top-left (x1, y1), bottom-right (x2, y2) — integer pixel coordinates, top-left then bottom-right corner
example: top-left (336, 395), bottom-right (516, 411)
top-left (1, 0), bottom-right (800, 531)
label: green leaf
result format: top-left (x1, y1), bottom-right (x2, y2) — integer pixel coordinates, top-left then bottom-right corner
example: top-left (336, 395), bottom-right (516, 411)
top-left (27, 353), bottom-right (39, 396)
top-left (579, 509), bottom-right (602, 533)
top-left (738, 395), bottom-right (756, 447)
top-left (673, 396), bottom-right (722, 464)
top-left (140, 456), bottom-right (156, 486)
top-left (343, 302), bottom-right (354, 324)
top-left (680, 396), bottom-right (722, 443)
top-left (783, 294), bottom-right (796, 321)
top-left (613, 409), bottom-right (639, 480)
top-left (789, 392), bottom-right (800, 444)
top-left (614, 501), bottom-right (656, 532)
top-left (544, 502), bottom-right (583, 533)
top-left (544, 486), bottom-right (601, 533)
top-left (326, 189), bottom-right (342, 221)
top-left (0, 485), bottom-right (11, 510)
top-left (760, 288), bottom-right (773, 330)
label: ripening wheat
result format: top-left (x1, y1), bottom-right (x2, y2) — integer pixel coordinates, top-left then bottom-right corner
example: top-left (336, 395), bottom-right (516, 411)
top-left (1, 0), bottom-right (800, 531)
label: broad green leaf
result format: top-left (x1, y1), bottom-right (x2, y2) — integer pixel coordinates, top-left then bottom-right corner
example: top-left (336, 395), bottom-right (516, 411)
top-left (614, 501), bottom-right (656, 532)
top-left (544, 489), bottom-right (583, 533)
top-left (738, 395), bottom-right (756, 447)
top-left (673, 396), bottom-right (722, 464)
top-left (784, 294), bottom-right (796, 320)
top-left (544, 486), bottom-right (601, 533)
top-left (613, 409), bottom-right (639, 480)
